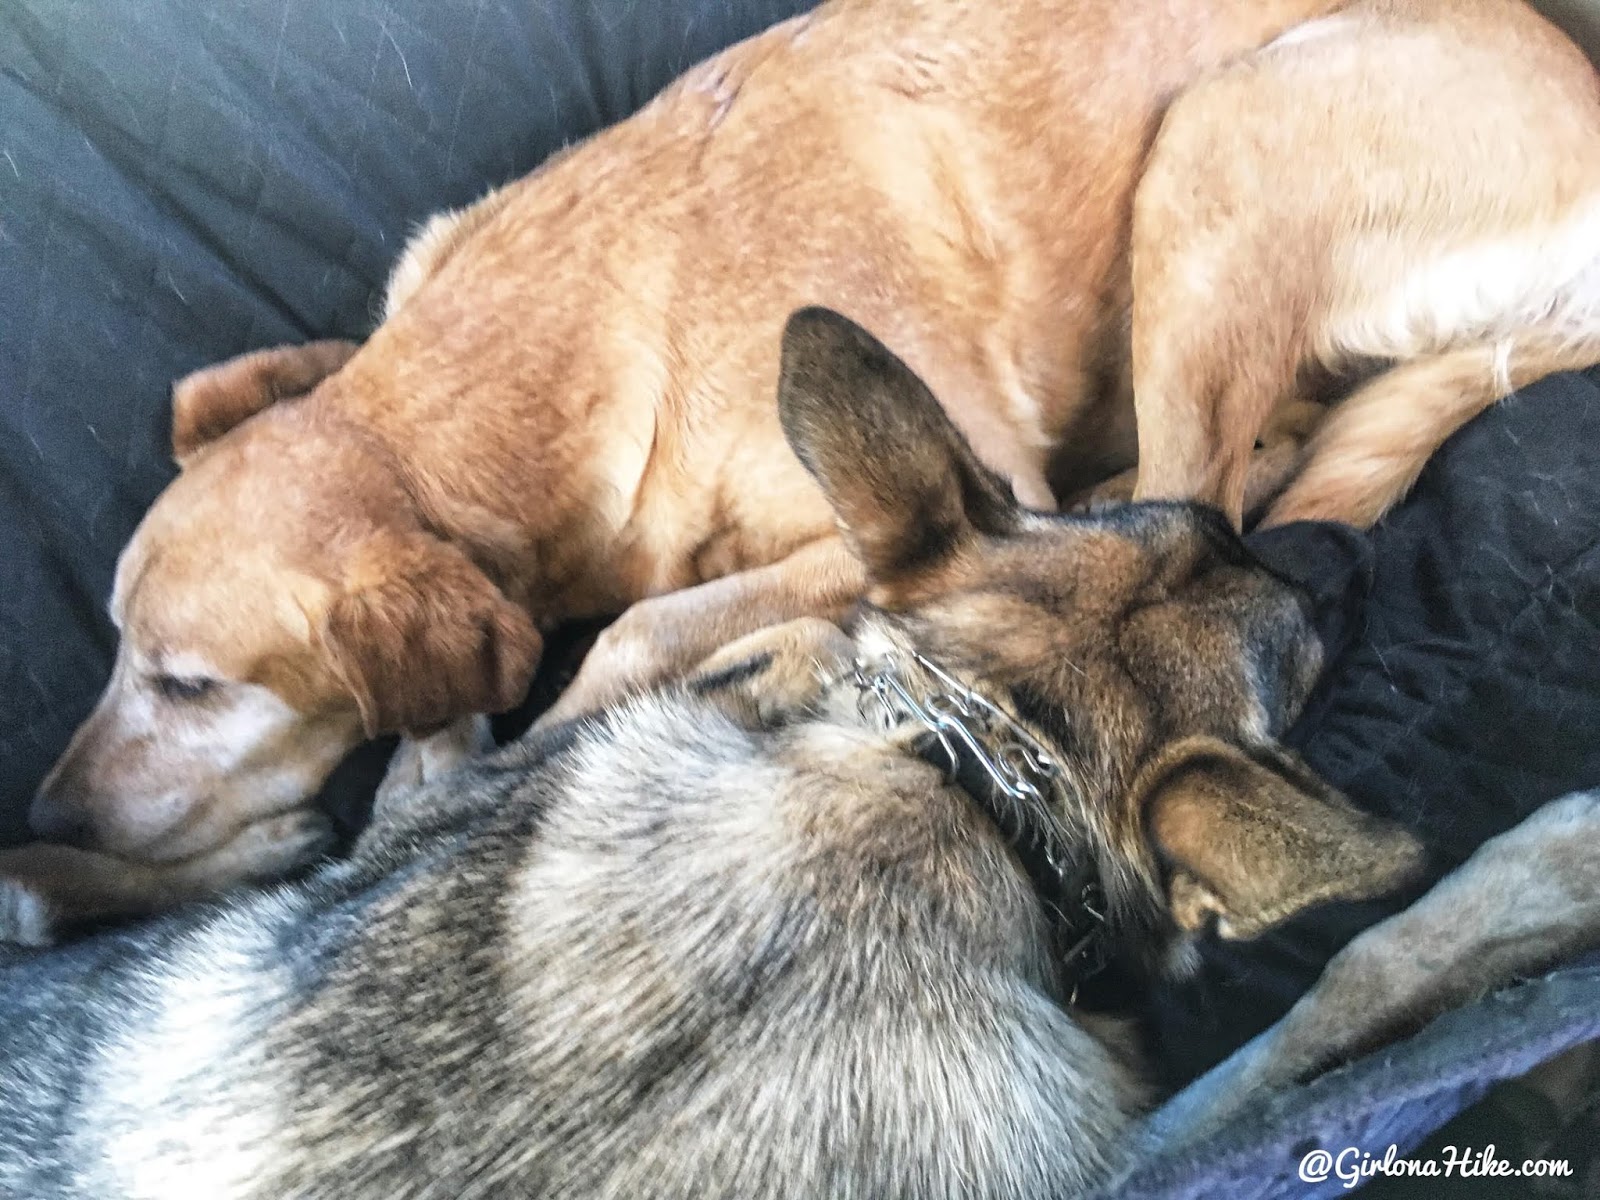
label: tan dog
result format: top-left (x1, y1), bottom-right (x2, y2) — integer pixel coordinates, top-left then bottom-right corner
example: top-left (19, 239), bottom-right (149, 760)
top-left (15, 0), bottom-right (1600, 914)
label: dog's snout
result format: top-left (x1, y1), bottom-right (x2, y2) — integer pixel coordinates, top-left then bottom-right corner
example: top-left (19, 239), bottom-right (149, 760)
top-left (28, 787), bottom-right (95, 849)
top-left (1239, 581), bottom-right (1324, 736)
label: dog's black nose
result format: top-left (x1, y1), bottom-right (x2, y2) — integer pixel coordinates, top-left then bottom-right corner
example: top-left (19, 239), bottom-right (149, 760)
top-left (28, 792), bottom-right (94, 848)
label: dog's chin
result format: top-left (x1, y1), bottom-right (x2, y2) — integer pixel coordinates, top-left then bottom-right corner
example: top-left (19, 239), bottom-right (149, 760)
top-left (98, 765), bottom-right (343, 866)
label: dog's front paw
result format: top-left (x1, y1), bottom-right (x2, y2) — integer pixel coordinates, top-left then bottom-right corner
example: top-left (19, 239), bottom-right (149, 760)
top-left (688, 617), bottom-right (856, 726)
top-left (535, 601), bottom-right (691, 727)
top-left (0, 842), bottom-right (126, 941)
top-left (1067, 467), bottom-right (1139, 515)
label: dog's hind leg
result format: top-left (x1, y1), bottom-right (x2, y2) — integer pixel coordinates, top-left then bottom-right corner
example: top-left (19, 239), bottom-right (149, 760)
top-left (1124, 86), bottom-right (1319, 528)
top-left (1262, 328), bottom-right (1600, 527)
top-left (1080, 398), bottom-right (1324, 523)
top-left (1132, 0), bottom-right (1600, 529)
top-left (1256, 789), bottom-right (1600, 1084)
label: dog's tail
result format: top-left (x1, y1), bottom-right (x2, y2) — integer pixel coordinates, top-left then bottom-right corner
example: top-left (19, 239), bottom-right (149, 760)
top-left (1260, 328), bottom-right (1600, 528)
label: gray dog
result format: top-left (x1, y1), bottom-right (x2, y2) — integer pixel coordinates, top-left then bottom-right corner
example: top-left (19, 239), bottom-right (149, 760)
top-left (2, 309), bottom-right (1595, 1200)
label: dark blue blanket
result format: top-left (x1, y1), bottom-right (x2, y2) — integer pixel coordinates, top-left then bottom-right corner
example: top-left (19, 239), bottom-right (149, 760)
top-left (1112, 952), bottom-right (1600, 1199)
top-left (2, 2), bottom-right (1596, 1191)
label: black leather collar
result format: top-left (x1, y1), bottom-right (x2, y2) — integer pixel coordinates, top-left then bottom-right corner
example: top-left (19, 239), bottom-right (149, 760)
top-left (852, 650), bottom-right (1109, 995)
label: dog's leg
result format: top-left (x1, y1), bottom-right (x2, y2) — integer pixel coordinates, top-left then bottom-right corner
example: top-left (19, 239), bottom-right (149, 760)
top-left (1120, 85), bottom-right (1318, 531)
top-left (685, 616), bottom-right (856, 728)
top-left (1080, 399), bottom-right (1324, 522)
top-left (1259, 789), bottom-right (1600, 1082)
top-left (0, 809), bottom-right (335, 944)
top-left (1261, 332), bottom-right (1600, 527)
top-left (1131, 3), bottom-right (1600, 529)
top-left (348, 715), bottom-right (497, 856)
top-left (1142, 789), bottom-right (1600, 1152)
top-left (536, 536), bottom-right (865, 729)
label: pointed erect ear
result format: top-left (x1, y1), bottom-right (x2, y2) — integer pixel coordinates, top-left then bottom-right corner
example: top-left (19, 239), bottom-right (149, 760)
top-left (1140, 736), bottom-right (1425, 940)
top-left (320, 530), bottom-right (542, 738)
top-left (775, 307), bottom-right (1018, 584)
top-left (172, 340), bottom-right (360, 465)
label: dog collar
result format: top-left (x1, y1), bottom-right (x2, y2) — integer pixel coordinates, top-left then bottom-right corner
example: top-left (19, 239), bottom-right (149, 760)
top-left (851, 650), bottom-right (1109, 995)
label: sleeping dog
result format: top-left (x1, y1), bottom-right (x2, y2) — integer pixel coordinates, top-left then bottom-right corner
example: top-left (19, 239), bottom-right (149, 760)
top-left (17, 0), bottom-right (1600, 915)
top-left (6, 311), bottom-right (1596, 1198)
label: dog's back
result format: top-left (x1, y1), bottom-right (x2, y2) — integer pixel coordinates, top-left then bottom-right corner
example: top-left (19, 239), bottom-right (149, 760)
top-left (353, 0), bottom-right (1350, 597)
top-left (0, 701), bottom-right (1141, 1200)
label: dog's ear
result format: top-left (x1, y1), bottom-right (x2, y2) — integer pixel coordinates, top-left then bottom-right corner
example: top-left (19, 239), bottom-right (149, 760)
top-left (320, 530), bottom-right (542, 737)
top-left (172, 340), bottom-right (360, 465)
top-left (776, 307), bottom-right (1018, 585)
top-left (1140, 736), bottom-right (1424, 940)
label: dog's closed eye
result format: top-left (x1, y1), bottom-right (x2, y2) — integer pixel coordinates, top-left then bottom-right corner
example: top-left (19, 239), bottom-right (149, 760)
top-left (152, 674), bottom-right (220, 703)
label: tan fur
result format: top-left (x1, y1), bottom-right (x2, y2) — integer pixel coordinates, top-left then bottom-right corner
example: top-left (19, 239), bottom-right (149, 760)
top-left (170, 340), bottom-right (358, 464)
top-left (1132, 0), bottom-right (1600, 524)
top-left (381, 182), bottom-right (520, 320)
top-left (26, 0), bottom-right (1600, 897)
top-left (1265, 330), bottom-right (1600, 525)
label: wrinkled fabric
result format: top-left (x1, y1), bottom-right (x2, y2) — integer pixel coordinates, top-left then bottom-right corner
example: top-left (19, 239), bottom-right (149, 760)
top-left (2, 0), bottom-right (1597, 1189)
top-left (0, 0), bottom-right (823, 842)
top-left (1109, 954), bottom-right (1600, 1200)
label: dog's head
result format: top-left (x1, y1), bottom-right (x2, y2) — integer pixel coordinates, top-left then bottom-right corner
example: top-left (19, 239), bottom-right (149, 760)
top-left (777, 307), bottom-right (1423, 966)
top-left (32, 342), bottom-right (540, 869)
